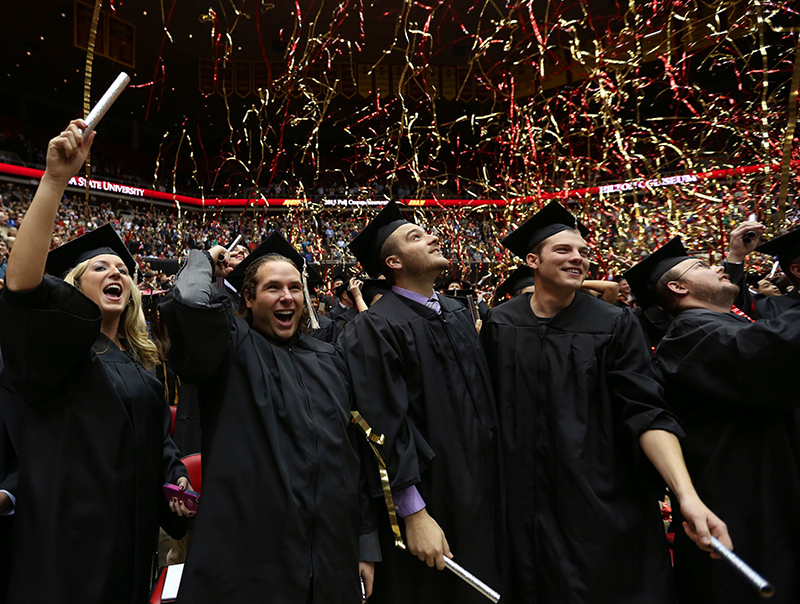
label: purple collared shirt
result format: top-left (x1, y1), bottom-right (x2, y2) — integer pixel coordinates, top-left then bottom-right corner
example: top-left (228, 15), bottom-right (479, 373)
top-left (391, 285), bottom-right (441, 314)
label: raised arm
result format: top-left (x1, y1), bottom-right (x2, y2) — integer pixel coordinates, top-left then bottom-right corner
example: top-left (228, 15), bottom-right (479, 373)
top-left (581, 279), bottom-right (620, 304)
top-left (6, 120), bottom-right (95, 292)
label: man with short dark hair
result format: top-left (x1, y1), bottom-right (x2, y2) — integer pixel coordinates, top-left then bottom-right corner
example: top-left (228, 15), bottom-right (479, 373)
top-left (626, 236), bottom-right (800, 604)
top-left (483, 202), bottom-right (730, 604)
top-left (342, 200), bottom-right (502, 604)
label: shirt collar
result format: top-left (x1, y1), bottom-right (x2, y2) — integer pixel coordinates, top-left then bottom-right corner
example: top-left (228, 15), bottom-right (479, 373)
top-left (391, 285), bottom-right (438, 307)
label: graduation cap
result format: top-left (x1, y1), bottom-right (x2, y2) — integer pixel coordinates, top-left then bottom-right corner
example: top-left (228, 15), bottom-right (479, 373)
top-left (334, 280), bottom-right (351, 299)
top-left (745, 272), bottom-right (767, 288)
top-left (361, 278), bottom-right (391, 301)
top-left (226, 231), bottom-right (323, 293)
top-left (330, 271), bottom-right (349, 284)
top-left (501, 201), bottom-right (591, 260)
top-left (622, 236), bottom-right (692, 310)
top-left (755, 227), bottom-right (800, 274)
top-left (46, 223), bottom-right (136, 278)
top-left (348, 200), bottom-right (411, 277)
top-left (447, 288), bottom-right (477, 298)
top-left (492, 265), bottom-right (536, 305)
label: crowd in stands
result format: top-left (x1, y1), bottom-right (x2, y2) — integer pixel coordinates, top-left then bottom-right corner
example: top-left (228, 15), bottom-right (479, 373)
top-left (0, 178), bottom-right (797, 301)
top-left (0, 181), bottom-right (507, 272)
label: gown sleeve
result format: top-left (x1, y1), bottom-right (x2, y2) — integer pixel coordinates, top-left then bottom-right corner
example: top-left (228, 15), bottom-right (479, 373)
top-left (159, 250), bottom-right (234, 384)
top-left (607, 308), bottom-right (684, 442)
top-left (724, 261), bottom-right (760, 319)
top-left (657, 304), bottom-right (800, 409)
top-left (341, 311), bottom-right (435, 494)
top-left (0, 276), bottom-right (101, 403)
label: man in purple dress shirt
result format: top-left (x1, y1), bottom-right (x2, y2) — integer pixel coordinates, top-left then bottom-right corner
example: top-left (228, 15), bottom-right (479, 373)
top-left (341, 201), bottom-right (503, 604)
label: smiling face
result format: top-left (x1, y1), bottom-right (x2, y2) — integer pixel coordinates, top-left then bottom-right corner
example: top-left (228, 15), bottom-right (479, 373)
top-left (244, 259), bottom-right (304, 342)
top-left (526, 230), bottom-right (590, 293)
top-left (228, 245), bottom-right (250, 268)
top-left (756, 278), bottom-right (780, 296)
top-left (74, 254), bottom-right (132, 318)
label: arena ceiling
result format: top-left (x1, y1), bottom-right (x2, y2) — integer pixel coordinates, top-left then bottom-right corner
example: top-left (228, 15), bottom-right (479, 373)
top-left (1, 1), bottom-right (798, 208)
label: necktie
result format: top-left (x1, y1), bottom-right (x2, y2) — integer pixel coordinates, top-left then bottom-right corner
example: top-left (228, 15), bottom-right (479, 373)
top-left (426, 297), bottom-right (441, 315)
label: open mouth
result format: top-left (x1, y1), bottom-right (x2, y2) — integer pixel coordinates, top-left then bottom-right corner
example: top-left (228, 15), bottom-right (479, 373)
top-left (274, 310), bottom-right (295, 326)
top-left (103, 283), bottom-right (123, 300)
top-left (563, 268), bottom-right (583, 276)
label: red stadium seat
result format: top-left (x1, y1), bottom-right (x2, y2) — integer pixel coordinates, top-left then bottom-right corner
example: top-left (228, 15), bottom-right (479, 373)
top-left (150, 453), bottom-right (202, 603)
top-left (180, 453), bottom-right (202, 494)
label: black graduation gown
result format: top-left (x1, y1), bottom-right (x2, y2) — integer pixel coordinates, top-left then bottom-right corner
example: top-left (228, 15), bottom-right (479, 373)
top-left (481, 292), bottom-right (681, 604)
top-left (754, 290), bottom-right (800, 320)
top-left (0, 404), bottom-right (17, 604)
top-left (330, 304), bottom-right (358, 333)
top-left (632, 305), bottom-right (674, 350)
top-left (341, 291), bottom-right (503, 604)
top-left (308, 312), bottom-right (341, 344)
top-left (0, 276), bottom-right (187, 604)
top-left (161, 252), bottom-right (363, 604)
top-left (656, 306), bottom-right (800, 604)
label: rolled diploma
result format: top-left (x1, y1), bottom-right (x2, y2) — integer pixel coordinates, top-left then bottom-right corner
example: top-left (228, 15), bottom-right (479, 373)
top-left (83, 72), bottom-right (131, 133)
top-left (710, 536), bottom-right (774, 598)
top-left (443, 557), bottom-right (501, 603)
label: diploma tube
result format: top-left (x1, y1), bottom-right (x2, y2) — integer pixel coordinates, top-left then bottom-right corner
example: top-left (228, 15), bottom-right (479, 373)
top-left (226, 234), bottom-right (243, 252)
top-left (710, 536), bottom-right (774, 598)
top-left (443, 558), bottom-right (501, 603)
top-left (83, 72), bottom-right (131, 134)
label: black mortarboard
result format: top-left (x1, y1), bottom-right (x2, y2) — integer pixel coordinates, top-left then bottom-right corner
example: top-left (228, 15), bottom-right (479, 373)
top-left (334, 280), bottom-right (351, 299)
top-left (755, 228), bottom-right (800, 274)
top-left (745, 273), bottom-right (767, 288)
top-left (501, 201), bottom-right (591, 260)
top-left (46, 223), bottom-right (136, 278)
top-left (348, 200), bottom-right (411, 277)
top-left (361, 278), bottom-right (392, 300)
top-left (492, 265), bottom-right (536, 305)
top-left (226, 231), bottom-right (322, 292)
top-left (623, 236), bottom-right (692, 309)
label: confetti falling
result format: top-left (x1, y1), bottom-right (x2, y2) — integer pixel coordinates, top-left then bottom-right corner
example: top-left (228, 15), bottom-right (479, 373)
top-left (139, 0), bottom-right (800, 283)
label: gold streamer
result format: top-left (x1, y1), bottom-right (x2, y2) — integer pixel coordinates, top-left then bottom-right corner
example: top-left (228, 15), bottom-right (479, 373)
top-left (778, 35), bottom-right (800, 223)
top-left (82, 0), bottom-right (103, 205)
top-left (350, 411), bottom-right (407, 551)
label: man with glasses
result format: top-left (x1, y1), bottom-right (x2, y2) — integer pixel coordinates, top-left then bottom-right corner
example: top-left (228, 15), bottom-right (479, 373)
top-left (625, 236), bottom-right (800, 604)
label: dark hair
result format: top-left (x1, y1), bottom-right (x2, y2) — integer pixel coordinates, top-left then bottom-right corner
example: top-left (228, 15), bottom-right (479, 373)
top-left (654, 267), bottom-right (682, 314)
top-left (378, 232), bottom-right (402, 283)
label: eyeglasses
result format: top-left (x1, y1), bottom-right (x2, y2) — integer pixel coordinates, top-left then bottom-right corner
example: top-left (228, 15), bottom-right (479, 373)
top-left (670, 260), bottom-right (710, 283)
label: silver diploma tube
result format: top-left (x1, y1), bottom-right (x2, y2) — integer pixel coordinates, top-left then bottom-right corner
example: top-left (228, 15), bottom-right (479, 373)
top-left (443, 557), bottom-right (501, 603)
top-left (83, 72), bottom-right (131, 134)
top-left (710, 536), bottom-right (775, 598)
